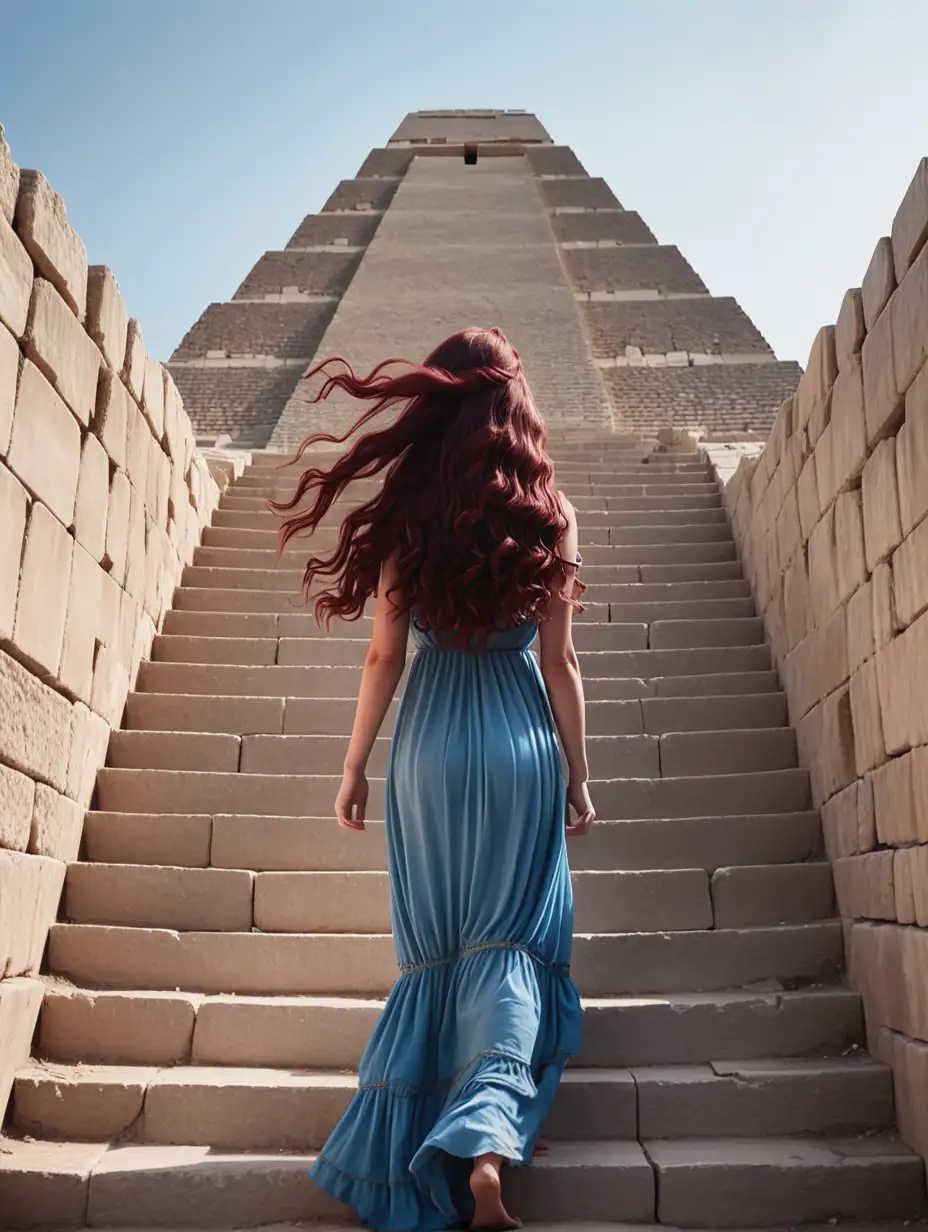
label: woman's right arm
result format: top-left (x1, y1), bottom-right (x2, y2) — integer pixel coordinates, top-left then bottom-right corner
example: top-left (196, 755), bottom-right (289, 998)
top-left (538, 495), bottom-right (595, 836)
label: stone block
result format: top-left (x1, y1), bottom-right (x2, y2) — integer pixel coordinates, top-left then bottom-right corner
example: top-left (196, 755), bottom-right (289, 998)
top-left (862, 299), bottom-right (904, 446)
top-left (835, 288), bottom-right (866, 370)
top-left (8, 359), bottom-right (81, 526)
top-left (106, 469), bottom-right (131, 586)
top-left (124, 484), bottom-right (146, 603)
top-left (116, 588), bottom-right (140, 671)
top-left (830, 354), bottom-right (867, 494)
top-left (858, 772), bottom-right (877, 851)
top-left (91, 642), bottom-right (130, 727)
top-left (892, 157), bottom-right (928, 281)
top-left (818, 683), bottom-right (856, 804)
top-left (894, 848), bottom-right (917, 923)
top-left (891, 240), bottom-right (928, 399)
top-left (783, 604), bottom-right (849, 723)
top-left (0, 760), bottom-right (34, 851)
top-left (835, 488), bottom-right (867, 605)
top-left (85, 266), bottom-right (129, 372)
top-left (872, 752), bottom-right (917, 845)
top-left (833, 850), bottom-right (895, 921)
top-left (14, 170), bottom-right (87, 318)
top-left (163, 370), bottom-right (183, 462)
top-left (795, 325), bottom-right (837, 431)
top-left (0, 462), bottom-right (27, 641)
top-left (808, 504), bottom-right (839, 628)
top-left (122, 318), bottom-right (145, 403)
top-left (897, 361), bottom-right (928, 536)
top-left (775, 486), bottom-right (801, 571)
top-left (126, 397), bottom-right (151, 499)
top-left (0, 212), bottom-right (33, 339)
top-left (808, 392), bottom-right (832, 451)
top-left (66, 701), bottom-right (110, 809)
top-left (142, 352), bottom-right (166, 438)
top-left (847, 578), bottom-right (875, 673)
top-left (0, 648), bottom-right (72, 796)
top-left (913, 845), bottom-right (928, 926)
top-left (0, 1137), bottom-right (105, 1226)
top-left (0, 848), bottom-right (66, 977)
top-left (59, 541), bottom-right (105, 703)
top-left (12, 502), bottom-right (73, 678)
top-left (30, 782), bottom-right (83, 863)
top-left (813, 422), bottom-right (834, 514)
top-left (23, 278), bottom-right (101, 425)
top-left (821, 781), bottom-right (859, 861)
top-left (862, 236), bottom-right (896, 328)
top-left (796, 454), bottom-right (820, 542)
top-left (910, 745), bottom-right (928, 843)
top-left (893, 513), bottom-right (928, 629)
top-left (73, 431), bottom-right (109, 562)
top-left (0, 123), bottom-right (19, 223)
top-left (148, 440), bottom-right (171, 531)
top-left (783, 551), bottom-right (811, 652)
top-left (93, 365), bottom-right (129, 471)
top-left (850, 655), bottom-right (886, 776)
top-left (892, 1032), bottom-right (928, 1159)
top-left (0, 976), bottom-right (43, 1125)
top-left (0, 321), bottom-right (18, 457)
top-left (872, 561), bottom-right (897, 651)
top-left (862, 436), bottom-right (902, 572)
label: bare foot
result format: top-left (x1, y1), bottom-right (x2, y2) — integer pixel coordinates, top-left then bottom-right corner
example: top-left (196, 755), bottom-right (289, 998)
top-left (470, 1154), bottom-right (522, 1230)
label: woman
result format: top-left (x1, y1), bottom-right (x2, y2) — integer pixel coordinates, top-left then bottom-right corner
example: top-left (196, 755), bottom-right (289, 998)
top-left (274, 327), bottom-right (594, 1232)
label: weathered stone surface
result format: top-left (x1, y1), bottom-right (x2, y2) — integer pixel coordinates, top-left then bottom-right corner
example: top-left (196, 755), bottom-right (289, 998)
top-left (0, 975), bottom-right (43, 1125)
top-left (872, 560), bottom-right (898, 651)
top-left (67, 700), bottom-right (110, 809)
top-left (833, 850), bottom-right (895, 920)
top-left (14, 170), bottom-right (88, 318)
top-left (835, 287), bottom-right (866, 369)
top-left (872, 751), bottom-right (917, 844)
top-left (847, 578), bottom-right (874, 673)
top-left (862, 298), bottom-right (904, 446)
top-left (12, 502), bottom-right (73, 677)
top-left (93, 365), bottom-right (129, 471)
top-left (782, 605), bottom-right (848, 722)
top-left (862, 435), bottom-right (902, 572)
top-left (858, 772), bottom-right (877, 852)
top-left (106, 468), bottom-right (131, 587)
top-left (850, 655), bottom-right (886, 775)
top-left (0, 1136), bottom-right (105, 1226)
top-left (0, 122), bottom-right (20, 223)
top-left (147, 440), bottom-right (170, 531)
top-left (142, 352), bottom-right (166, 438)
top-left (911, 745), bottom-right (928, 843)
top-left (0, 321), bottom-right (17, 456)
top-left (829, 353), bottom-right (867, 494)
top-left (0, 647), bottom-right (72, 793)
top-left (891, 1031), bottom-right (928, 1157)
top-left (59, 540), bottom-right (106, 704)
top-left (795, 454), bottom-right (820, 542)
top-left (30, 782), bottom-right (84, 863)
top-left (862, 236), bottom-right (896, 328)
top-left (0, 212), bottom-right (32, 340)
top-left (782, 551), bottom-right (811, 652)
top-left (73, 430), bottom-right (109, 561)
top-left (834, 488), bottom-right (866, 605)
top-left (892, 157), bottom-right (928, 282)
top-left (896, 360), bottom-right (928, 535)
top-left (85, 265), bottom-right (129, 371)
top-left (795, 325), bottom-right (837, 431)
top-left (40, 988), bottom-right (199, 1065)
top-left (893, 512), bottom-right (928, 629)
top-left (0, 847), bottom-right (66, 976)
top-left (895, 847), bottom-right (917, 923)
top-left (0, 462), bottom-right (27, 641)
top-left (0, 760), bottom-right (34, 851)
top-left (123, 317), bottom-right (146, 403)
top-left (821, 781), bottom-right (859, 861)
top-left (818, 683), bottom-right (856, 804)
top-left (23, 278), bottom-right (101, 425)
top-left (8, 359), bottom-right (81, 526)
top-left (891, 240), bottom-right (928, 400)
top-left (808, 504), bottom-right (839, 628)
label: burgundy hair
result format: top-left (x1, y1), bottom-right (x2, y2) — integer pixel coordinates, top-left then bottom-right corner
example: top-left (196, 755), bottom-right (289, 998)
top-left (271, 327), bottom-right (584, 641)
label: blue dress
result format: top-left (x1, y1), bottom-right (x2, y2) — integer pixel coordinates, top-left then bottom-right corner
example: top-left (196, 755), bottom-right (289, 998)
top-left (309, 616), bottom-right (582, 1231)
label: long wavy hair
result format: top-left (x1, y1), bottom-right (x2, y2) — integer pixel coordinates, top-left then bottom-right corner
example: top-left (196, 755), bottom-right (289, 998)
top-left (271, 327), bottom-right (583, 641)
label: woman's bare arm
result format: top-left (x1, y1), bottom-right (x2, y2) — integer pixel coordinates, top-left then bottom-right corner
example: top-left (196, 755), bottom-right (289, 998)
top-left (537, 495), bottom-right (594, 835)
top-left (336, 552), bottom-right (410, 829)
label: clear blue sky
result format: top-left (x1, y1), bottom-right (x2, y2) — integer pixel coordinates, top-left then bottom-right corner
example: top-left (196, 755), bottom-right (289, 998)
top-left (1, 0), bottom-right (926, 367)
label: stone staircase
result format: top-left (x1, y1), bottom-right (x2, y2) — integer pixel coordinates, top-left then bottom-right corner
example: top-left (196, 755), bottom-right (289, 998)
top-left (1, 435), bottom-right (926, 1229)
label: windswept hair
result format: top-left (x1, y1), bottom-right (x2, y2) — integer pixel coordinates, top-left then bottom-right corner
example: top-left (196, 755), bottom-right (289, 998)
top-left (271, 327), bottom-right (583, 642)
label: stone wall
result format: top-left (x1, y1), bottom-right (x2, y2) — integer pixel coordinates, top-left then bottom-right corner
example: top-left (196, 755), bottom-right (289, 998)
top-left (709, 156), bottom-right (928, 1157)
top-left (565, 245), bottom-right (707, 297)
top-left (0, 123), bottom-right (223, 1124)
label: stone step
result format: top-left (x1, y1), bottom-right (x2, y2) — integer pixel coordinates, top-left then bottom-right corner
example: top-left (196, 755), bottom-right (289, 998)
top-left (38, 984), bottom-right (862, 1070)
top-left (11, 1055), bottom-right (891, 1152)
top-left (644, 1136), bottom-right (925, 1227)
top-left (236, 471), bottom-right (714, 495)
top-left (93, 766), bottom-right (810, 820)
top-left (222, 490), bottom-right (724, 516)
top-left (124, 689), bottom-right (784, 739)
top-left (46, 920), bottom-right (842, 997)
top-left (83, 810), bottom-right (822, 874)
top-left (136, 645), bottom-right (771, 696)
top-left (68, 862), bottom-right (832, 934)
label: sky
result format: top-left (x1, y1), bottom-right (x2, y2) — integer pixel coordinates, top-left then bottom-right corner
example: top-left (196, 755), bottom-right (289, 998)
top-left (1, 0), bottom-right (926, 367)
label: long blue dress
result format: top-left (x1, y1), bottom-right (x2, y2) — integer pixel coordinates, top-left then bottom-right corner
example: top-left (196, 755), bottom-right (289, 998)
top-left (309, 616), bottom-right (582, 1231)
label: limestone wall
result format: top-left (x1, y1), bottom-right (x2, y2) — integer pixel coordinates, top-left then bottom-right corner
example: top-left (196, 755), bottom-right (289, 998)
top-left (708, 156), bottom-right (928, 1157)
top-left (0, 124), bottom-right (223, 1123)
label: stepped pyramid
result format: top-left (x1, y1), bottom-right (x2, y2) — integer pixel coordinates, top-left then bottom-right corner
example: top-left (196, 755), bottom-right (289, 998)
top-left (2, 110), bottom-right (927, 1229)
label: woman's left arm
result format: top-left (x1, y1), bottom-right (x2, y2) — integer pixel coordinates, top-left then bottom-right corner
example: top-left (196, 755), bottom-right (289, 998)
top-left (336, 552), bottom-right (410, 831)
